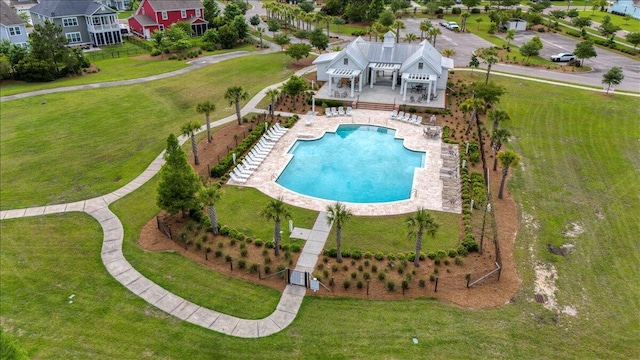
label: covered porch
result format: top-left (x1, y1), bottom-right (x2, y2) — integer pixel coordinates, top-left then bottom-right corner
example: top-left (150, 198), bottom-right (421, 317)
top-left (315, 80), bottom-right (446, 109)
top-left (369, 63), bottom-right (401, 90)
top-left (326, 68), bottom-right (363, 98)
top-left (400, 73), bottom-right (438, 104)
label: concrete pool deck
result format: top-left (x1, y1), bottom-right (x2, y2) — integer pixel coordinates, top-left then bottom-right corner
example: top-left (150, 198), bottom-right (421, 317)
top-left (231, 109), bottom-right (461, 216)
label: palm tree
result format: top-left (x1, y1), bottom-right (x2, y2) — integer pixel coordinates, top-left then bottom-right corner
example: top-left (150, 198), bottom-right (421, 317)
top-left (406, 208), bottom-right (439, 267)
top-left (195, 101), bottom-right (216, 143)
top-left (405, 33), bottom-right (418, 43)
top-left (484, 55), bottom-right (498, 84)
top-left (419, 20), bottom-right (432, 40)
top-left (427, 27), bottom-right (441, 47)
top-left (460, 12), bottom-right (471, 32)
top-left (491, 128), bottom-right (511, 171)
top-left (198, 185), bottom-right (221, 234)
top-left (488, 109), bottom-right (510, 131)
top-left (181, 121), bottom-right (201, 165)
top-left (393, 20), bottom-right (405, 43)
top-left (224, 86), bottom-right (249, 125)
top-left (326, 202), bottom-right (352, 263)
top-left (461, 97), bottom-right (485, 135)
top-left (261, 197), bottom-right (292, 256)
top-left (441, 48), bottom-right (455, 58)
top-left (265, 88), bottom-right (280, 117)
top-left (497, 150), bottom-right (520, 199)
top-left (256, 26), bottom-right (265, 48)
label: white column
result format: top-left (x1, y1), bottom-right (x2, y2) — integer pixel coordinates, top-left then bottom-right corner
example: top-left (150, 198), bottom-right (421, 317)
top-left (392, 70), bottom-right (397, 90)
top-left (351, 77), bottom-right (355, 98)
top-left (402, 80), bottom-right (407, 102)
top-left (329, 76), bottom-right (333, 94)
top-left (370, 69), bottom-right (375, 88)
top-left (359, 73), bottom-right (363, 93)
top-left (427, 80), bottom-right (432, 104)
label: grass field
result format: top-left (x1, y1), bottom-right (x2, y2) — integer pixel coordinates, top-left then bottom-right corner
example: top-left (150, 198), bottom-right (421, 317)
top-left (1, 70), bottom-right (639, 357)
top-left (0, 52), bottom-right (294, 210)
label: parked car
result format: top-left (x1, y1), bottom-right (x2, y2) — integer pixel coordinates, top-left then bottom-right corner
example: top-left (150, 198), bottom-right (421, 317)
top-left (439, 21), bottom-right (460, 31)
top-left (550, 53), bottom-right (577, 62)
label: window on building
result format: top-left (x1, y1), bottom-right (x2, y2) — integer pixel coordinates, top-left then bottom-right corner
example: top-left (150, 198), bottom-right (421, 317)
top-left (63, 17), bottom-right (78, 27)
top-left (161, 11), bottom-right (168, 20)
top-left (93, 17), bottom-right (101, 25)
top-left (181, 10), bottom-right (187, 18)
top-left (418, 62), bottom-right (423, 70)
top-left (343, 58), bottom-right (348, 65)
top-left (66, 32), bottom-right (82, 43)
top-left (8, 26), bottom-right (21, 36)
top-left (195, 9), bottom-right (201, 17)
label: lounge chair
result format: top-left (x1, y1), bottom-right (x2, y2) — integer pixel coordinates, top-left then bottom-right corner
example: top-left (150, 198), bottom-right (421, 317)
top-left (274, 123), bottom-right (288, 133)
top-left (256, 143), bottom-right (273, 153)
top-left (232, 168), bottom-right (250, 179)
top-left (338, 106), bottom-right (345, 116)
top-left (248, 151), bottom-right (266, 161)
top-left (331, 107), bottom-right (339, 117)
top-left (346, 107), bottom-right (353, 116)
top-left (236, 164), bottom-right (253, 176)
top-left (305, 115), bottom-right (313, 126)
top-left (390, 110), bottom-right (398, 120)
top-left (325, 108), bottom-right (332, 117)
top-left (266, 129), bottom-right (283, 139)
top-left (416, 116), bottom-right (423, 125)
top-left (229, 172), bottom-right (247, 184)
top-left (241, 158), bottom-right (260, 169)
top-left (402, 112), bottom-right (411, 122)
top-left (410, 114), bottom-right (418, 125)
top-left (396, 111), bottom-right (405, 121)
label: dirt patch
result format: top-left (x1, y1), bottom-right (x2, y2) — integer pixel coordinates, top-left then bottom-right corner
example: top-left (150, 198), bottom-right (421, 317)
top-left (564, 222), bottom-right (584, 238)
top-left (137, 72), bottom-right (523, 309)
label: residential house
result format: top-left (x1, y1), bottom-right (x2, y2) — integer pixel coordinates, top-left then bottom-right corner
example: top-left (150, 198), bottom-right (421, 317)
top-left (3, 0), bottom-right (39, 24)
top-left (98, 0), bottom-right (131, 11)
top-left (1, 1), bottom-right (28, 46)
top-left (313, 32), bottom-right (453, 103)
top-left (30, 0), bottom-right (123, 47)
top-left (610, 0), bottom-right (640, 20)
top-left (128, 0), bottom-right (208, 39)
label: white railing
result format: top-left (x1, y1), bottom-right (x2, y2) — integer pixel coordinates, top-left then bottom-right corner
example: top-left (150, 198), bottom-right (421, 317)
top-left (87, 23), bottom-right (120, 32)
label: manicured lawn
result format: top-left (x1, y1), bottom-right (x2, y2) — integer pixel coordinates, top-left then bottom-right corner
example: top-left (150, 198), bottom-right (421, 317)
top-left (0, 52), bottom-right (294, 210)
top-left (327, 212), bottom-right (460, 255)
top-left (0, 57), bottom-right (188, 97)
top-left (1, 68), bottom-right (639, 358)
top-left (216, 186), bottom-right (319, 243)
top-left (580, 10), bottom-right (640, 32)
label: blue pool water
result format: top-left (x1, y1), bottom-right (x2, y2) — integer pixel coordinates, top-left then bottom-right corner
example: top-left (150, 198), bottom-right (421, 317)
top-left (276, 124), bottom-right (425, 203)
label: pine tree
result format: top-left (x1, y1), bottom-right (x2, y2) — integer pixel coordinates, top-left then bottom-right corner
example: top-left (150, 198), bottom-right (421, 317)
top-left (156, 134), bottom-right (201, 216)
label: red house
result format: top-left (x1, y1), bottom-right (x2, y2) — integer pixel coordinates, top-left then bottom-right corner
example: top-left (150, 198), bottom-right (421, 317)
top-left (128, 0), bottom-right (208, 39)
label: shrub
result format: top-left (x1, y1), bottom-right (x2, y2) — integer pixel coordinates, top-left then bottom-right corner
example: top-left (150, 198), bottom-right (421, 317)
top-left (323, 269), bottom-right (329, 278)
top-left (168, 54), bottom-right (178, 60)
top-left (375, 252), bottom-right (385, 260)
top-left (434, 259), bottom-right (441, 266)
top-left (418, 279), bottom-right (426, 287)
top-left (448, 249), bottom-right (458, 258)
top-left (240, 248), bottom-right (248, 258)
top-left (326, 248), bottom-right (338, 258)
top-left (358, 265), bottom-right (363, 272)
top-left (351, 272), bottom-right (357, 279)
top-left (263, 265), bottom-right (271, 274)
top-left (378, 272), bottom-right (386, 281)
top-left (364, 251), bottom-right (372, 259)
top-left (249, 263), bottom-right (259, 273)
top-left (396, 253), bottom-right (406, 261)
top-left (343, 279), bottom-right (351, 289)
top-left (364, 260), bottom-right (370, 267)
top-left (277, 265), bottom-right (287, 278)
top-left (150, 48), bottom-right (162, 56)
top-left (371, 265), bottom-right (378, 273)
top-left (430, 274), bottom-right (437, 281)
top-left (229, 238), bottom-right (237, 246)
top-left (342, 265), bottom-right (349, 271)
top-left (341, 250), bottom-right (351, 258)
top-left (436, 250), bottom-right (447, 260)
top-left (281, 244), bottom-right (290, 252)
top-left (254, 239), bottom-right (263, 247)
top-left (387, 253), bottom-right (396, 261)
top-left (357, 280), bottom-right (364, 289)
top-left (402, 279), bottom-right (410, 291)
top-left (363, 272), bottom-right (371, 280)
top-left (214, 250), bottom-right (223, 258)
top-left (264, 257), bottom-right (271, 265)
top-left (290, 244), bottom-right (302, 253)
top-left (471, 8), bottom-right (481, 14)
top-left (444, 259), bottom-right (450, 266)
top-left (427, 252), bottom-right (437, 260)
top-left (457, 245), bottom-right (468, 257)
top-left (462, 235), bottom-right (479, 252)
top-left (317, 263), bottom-right (324, 271)
top-left (331, 264), bottom-right (339, 272)
top-left (455, 256), bottom-right (464, 265)
top-left (352, 250), bottom-right (362, 260)
top-left (386, 280), bottom-right (396, 291)
top-left (225, 255), bottom-right (232, 263)
top-left (452, 7), bottom-right (461, 14)
top-left (265, 240), bottom-right (275, 249)
top-left (262, 249), bottom-right (269, 256)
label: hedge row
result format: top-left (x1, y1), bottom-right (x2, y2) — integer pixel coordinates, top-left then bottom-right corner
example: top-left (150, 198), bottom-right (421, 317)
top-left (218, 224), bottom-right (302, 252)
top-left (210, 123), bottom-right (267, 177)
top-left (322, 244), bottom-right (477, 263)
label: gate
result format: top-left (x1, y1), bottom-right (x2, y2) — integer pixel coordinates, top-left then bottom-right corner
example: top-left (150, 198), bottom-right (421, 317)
top-left (287, 269), bottom-right (309, 287)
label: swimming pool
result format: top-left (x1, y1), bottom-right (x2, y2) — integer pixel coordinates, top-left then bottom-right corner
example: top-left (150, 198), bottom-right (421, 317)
top-left (276, 124), bottom-right (425, 203)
